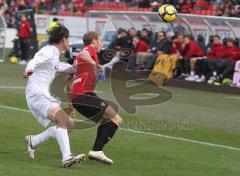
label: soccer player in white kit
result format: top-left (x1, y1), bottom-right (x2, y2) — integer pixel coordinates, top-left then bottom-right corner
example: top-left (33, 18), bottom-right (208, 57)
top-left (23, 25), bottom-right (85, 168)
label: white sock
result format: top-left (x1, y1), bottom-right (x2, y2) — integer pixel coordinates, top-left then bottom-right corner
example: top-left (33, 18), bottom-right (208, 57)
top-left (55, 126), bottom-right (71, 161)
top-left (213, 71), bottom-right (217, 76)
top-left (31, 126), bottom-right (57, 146)
top-left (190, 71), bottom-right (195, 76)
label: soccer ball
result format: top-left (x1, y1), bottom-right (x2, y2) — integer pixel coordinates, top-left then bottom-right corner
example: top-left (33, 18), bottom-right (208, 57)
top-left (9, 56), bottom-right (18, 64)
top-left (158, 4), bottom-right (177, 23)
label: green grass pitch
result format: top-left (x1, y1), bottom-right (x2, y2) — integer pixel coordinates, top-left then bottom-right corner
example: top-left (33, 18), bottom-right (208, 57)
top-left (0, 62), bottom-right (240, 176)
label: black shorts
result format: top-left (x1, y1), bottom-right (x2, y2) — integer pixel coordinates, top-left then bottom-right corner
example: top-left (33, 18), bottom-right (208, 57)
top-left (72, 92), bottom-right (109, 122)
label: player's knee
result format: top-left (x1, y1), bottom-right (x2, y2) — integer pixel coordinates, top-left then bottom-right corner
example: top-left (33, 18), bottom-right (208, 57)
top-left (55, 109), bottom-right (69, 128)
top-left (48, 106), bottom-right (61, 121)
top-left (118, 117), bottom-right (123, 125)
top-left (111, 114), bottom-right (123, 126)
top-left (67, 121), bottom-right (75, 133)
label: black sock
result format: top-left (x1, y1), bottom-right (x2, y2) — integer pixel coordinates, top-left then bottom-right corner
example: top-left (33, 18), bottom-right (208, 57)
top-left (92, 122), bottom-right (118, 151)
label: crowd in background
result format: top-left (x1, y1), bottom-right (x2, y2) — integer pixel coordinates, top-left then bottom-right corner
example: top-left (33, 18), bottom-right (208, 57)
top-left (106, 26), bottom-right (240, 86)
top-left (1, 0), bottom-right (240, 86)
top-left (1, 0), bottom-right (240, 27)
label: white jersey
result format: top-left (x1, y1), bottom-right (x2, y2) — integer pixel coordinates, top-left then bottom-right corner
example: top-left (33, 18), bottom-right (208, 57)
top-left (25, 45), bottom-right (74, 101)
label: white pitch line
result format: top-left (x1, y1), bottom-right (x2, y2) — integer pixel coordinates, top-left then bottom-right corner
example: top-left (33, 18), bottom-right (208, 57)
top-left (121, 128), bottom-right (240, 152)
top-left (1, 104), bottom-right (240, 152)
top-left (224, 96), bottom-right (240, 99)
top-left (0, 86), bottom-right (25, 89)
top-left (0, 104), bottom-right (30, 113)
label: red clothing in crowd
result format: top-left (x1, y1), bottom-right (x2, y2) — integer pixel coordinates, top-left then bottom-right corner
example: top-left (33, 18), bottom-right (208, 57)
top-left (175, 42), bottom-right (184, 55)
top-left (230, 50), bottom-right (240, 62)
top-left (224, 46), bottom-right (240, 62)
top-left (207, 43), bottom-right (226, 59)
top-left (45, 0), bottom-right (51, 4)
top-left (180, 3), bottom-right (193, 13)
top-left (171, 44), bottom-right (177, 54)
top-left (70, 45), bottom-right (99, 100)
top-left (19, 20), bottom-right (31, 39)
top-left (183, 39), bottom-right (204, 57)
top-left (133, 40), bottom-right (149, 53)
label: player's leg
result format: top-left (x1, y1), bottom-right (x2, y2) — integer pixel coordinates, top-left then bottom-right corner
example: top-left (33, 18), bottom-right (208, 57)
top-left (29, 113), bottom-right (75, 146)
top-left (183, 57), bottom-right (191, 76)
top-left (48, 106), bottom-right (85, 168)
top-left (25, 103), bottom-right (75, 160)
top-left (207, 59), bottom-right (220, 84)
top-left (88, 102), bottom-right (122, 164)
top-left (72, 93), bottom-right (122, 164)
top-left (25, 125), bottom-right (57, 159)
top-left (91, 106), bottom-right (122, 152)
top-left (215, 60), bottom-right (234, 85)
top-left (185, 57), bottom-right (199, 81)
top-left (88, 115), bottom-right (122, 164)
top-left (195, 59), bottom-right (206, 82)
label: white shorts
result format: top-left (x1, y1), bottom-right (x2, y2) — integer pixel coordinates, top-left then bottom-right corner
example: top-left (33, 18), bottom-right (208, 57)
top-left (26, 89), bottom-right (61, 128)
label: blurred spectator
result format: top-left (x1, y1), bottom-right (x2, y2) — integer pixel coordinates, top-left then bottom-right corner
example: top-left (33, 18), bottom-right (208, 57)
top-left (196, 34), bottom-right (206, 54)
top-left (1, 0), bottom-right (240, 21)
top-left (178, 35), bottom-right (204, 78)
top-left (166, 31), bottom-right (175, 41)
top-left (206, 35), bottom-right (225, 59)
top-left (163, 0), bottom-right (176, 5)
top-left (18, 0), bottom-right (27, 11)
top-left (175, 34), bottom-right (185, 55)
top-left (132, 36), bottom-right (149, 53)
top-left (0, 0), bottom-right (8, 14)
top-left (128, 27), bottom-right (137, 38)
top-left (150, 31), bottom-right (172, 55)
top-left (186, 35), bottom-right (226, 82)
top-left (213, 38), bottom-right (240, 84)
top-left (128, 36), bottom-right (149, 70)
top-left (4, 10), bottom-right (16, 28)
top-left (180, 0), bottom-right (194, 13)
top-left (18, 14), bottom-right (31, 65)
top-left (140, 28), bottom-right (151, 45)
top-left (85, 0), bottom-right (93, 7)
top-left (206, 35), bottom-right (214, 53)
top-left (144, 31), bottom-right (173, 70)
top-left (138, 0), bottom-right (150, 8)
top-left (151, 1), bottom-right (159, 12)
top-left (109, 28), bottom-right (131, 50)
top-left (170, 35), bottom-right (178, 54)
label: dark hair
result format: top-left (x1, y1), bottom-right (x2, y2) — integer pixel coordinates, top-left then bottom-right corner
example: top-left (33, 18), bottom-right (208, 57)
top-left (48, 24), bottom-right (69, 44)
top-left (83, 31), bottom-right (99, 46)
top-left (118, 28), bottom-right (127, 34)
top-left (227, 38), bottom-right (234, 43)
top-left (142, 28), bottom-right (149, 33)
top-left (158, 31), bottom-right (166, 37)
top-left (128, 27), bottom-right (136, 31)
top-left (53, 17), bottom-right (58, 22)
top-left (177, 34), bottom-right (184, 37)
top-left (213, 35), bottom-right (221, 39)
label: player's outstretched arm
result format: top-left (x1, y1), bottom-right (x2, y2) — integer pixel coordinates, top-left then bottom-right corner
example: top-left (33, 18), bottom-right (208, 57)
top-left (57, 62), bottom-right (75, 73)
